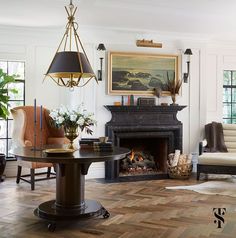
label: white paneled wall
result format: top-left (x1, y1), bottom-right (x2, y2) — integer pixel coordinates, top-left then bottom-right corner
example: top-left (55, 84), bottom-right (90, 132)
top-left (0, 25), bottom-right (212, 178)
top-left (205, 48), bottom-right (236, 124)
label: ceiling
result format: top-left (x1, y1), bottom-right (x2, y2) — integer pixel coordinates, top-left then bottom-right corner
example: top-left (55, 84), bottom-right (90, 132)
top-left (1, 0), bottom-right (236, 40)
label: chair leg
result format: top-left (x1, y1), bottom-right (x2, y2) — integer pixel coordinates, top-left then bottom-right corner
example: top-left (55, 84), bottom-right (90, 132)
top-left (197, 171), bottom-right (200, 180)
top-left (47, 167), bottom-right (51, 178)
top-left (16, 166), bottom-right (22, 184)
top-left (30, 168), bottom-right (35, 191)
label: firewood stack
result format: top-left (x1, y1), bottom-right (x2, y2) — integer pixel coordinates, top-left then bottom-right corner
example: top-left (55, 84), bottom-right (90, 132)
top-left (167, 150), bottom-right (193, 179)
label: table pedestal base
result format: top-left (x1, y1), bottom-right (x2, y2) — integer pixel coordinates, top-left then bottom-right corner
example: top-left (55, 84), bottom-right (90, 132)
top-left (34, 199), bottom-right (110, 231)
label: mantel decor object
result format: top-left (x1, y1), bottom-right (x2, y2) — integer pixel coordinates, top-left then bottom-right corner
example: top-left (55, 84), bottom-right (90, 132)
top-left (137, 97), bottom-right (155, 106)
top-left (44, 0), bottom-right (97, 89)
top-left (165, 75), bottom-right (182, 105)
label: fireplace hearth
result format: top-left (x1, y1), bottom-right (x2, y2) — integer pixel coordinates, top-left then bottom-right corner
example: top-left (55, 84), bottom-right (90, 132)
top-left (105, 105), bottom-right (186, 181)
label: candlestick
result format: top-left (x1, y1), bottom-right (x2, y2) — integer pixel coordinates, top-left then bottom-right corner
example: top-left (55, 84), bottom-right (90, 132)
top-left (40, 105), bottom-right (43, 130)
top-left (40, 105), bottom-right (43, 149)
top-left (33, 99), bottom-right (37, 150)
top-left (34, 99), bottom-right (37, 123)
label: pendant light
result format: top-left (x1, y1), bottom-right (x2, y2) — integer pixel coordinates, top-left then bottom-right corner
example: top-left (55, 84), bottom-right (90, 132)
top-left (45, 0), bottom-right (97, 89)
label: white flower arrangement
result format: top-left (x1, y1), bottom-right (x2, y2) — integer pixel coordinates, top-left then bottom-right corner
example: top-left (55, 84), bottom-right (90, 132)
top-left (49, 105), bottom-right (96, 135)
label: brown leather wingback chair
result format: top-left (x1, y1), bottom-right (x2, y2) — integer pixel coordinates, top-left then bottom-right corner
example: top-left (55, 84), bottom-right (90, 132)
top-left (11, 106), bottom-right (67, 190)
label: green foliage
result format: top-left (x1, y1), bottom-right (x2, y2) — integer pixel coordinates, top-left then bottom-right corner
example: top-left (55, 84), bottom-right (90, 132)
top-left (0, 68), bottom-right (18, 119)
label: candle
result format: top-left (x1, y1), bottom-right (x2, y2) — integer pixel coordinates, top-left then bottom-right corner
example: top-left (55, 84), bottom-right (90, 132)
top-left (40, 105), bottom-right (43, 130)
top-left (34, 99), bottom-right (37, 123)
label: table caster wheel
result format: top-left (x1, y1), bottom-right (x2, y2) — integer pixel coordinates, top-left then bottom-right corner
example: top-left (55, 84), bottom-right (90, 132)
top-left (48, 223), bottom-right (56, 232)
top-left (103, 210), bottom-right (110, 219)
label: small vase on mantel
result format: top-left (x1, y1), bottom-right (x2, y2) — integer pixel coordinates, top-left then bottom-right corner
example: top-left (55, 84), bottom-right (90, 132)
top-left (170, 94), bottom-right (178, 106)
top-left (64, 125), bottom-right (79, 149)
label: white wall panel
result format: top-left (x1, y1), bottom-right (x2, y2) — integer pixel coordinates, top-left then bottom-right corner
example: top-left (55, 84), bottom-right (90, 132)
top-left (0, 25), bottom-right (207, 179)
top-left (206, 54), bottom-right (218, 113)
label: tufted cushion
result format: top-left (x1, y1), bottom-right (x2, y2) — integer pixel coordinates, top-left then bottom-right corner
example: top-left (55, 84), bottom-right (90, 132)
top-left (223, 124), bottom-right (236, 152)
top-left (198, 153), bottom-right (236, 166)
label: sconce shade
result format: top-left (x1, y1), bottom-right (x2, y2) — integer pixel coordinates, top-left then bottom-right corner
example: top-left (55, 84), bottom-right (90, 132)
top-left (184, 48), bottom-right (193, 55)
top-left (46, 52), bottom-right (95, 78)
top-left (183, 48), bottom-right (192, 83)
top-left (97, 43), bottom-right (106, 51)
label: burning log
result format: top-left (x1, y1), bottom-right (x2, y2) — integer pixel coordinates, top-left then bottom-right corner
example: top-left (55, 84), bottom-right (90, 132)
top-left (120, 149), bottom-right (158, 174)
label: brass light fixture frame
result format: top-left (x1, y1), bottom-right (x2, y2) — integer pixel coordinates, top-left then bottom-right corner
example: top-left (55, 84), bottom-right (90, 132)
top-left (45, 0), bottom-right (97, 89)
top-left (136, 39), bottom-right (162, 48)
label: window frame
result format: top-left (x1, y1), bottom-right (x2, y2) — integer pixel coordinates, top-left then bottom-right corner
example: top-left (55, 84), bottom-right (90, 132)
top-left (0, 60), bottom-right (25, 160)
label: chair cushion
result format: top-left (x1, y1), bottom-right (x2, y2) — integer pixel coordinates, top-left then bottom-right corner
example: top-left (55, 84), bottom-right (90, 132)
top-left (198, 153), bottom-right (236, 166)
top-left (223, 124), bottom-right (236, 152)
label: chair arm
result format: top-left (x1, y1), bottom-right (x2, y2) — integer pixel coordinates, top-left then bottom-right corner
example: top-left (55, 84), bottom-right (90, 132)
top-left (199, 139), bottom-right (207, 155)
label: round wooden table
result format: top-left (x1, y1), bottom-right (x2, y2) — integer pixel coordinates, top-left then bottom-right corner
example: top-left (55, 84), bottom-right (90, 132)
top-left (11, 146), bottom-right (130, 231)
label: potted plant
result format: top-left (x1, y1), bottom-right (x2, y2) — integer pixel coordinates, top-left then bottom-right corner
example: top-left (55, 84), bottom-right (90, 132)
top-left (0, 68), bottom-right (18, 182)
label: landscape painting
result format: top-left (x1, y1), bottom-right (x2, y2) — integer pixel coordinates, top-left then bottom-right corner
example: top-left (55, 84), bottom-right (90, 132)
top-left (108, 52), bottom-right (179, 95)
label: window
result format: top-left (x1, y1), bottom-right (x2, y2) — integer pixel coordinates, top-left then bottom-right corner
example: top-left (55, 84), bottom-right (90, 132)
top-left (0, 61), bottom-right (25, 159)
top-left (223, 70), bottom-right (236, 123)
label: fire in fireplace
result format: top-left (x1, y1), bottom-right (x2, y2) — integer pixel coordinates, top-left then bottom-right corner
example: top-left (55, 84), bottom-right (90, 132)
top-left (120, 148), bottom-right (158, 176)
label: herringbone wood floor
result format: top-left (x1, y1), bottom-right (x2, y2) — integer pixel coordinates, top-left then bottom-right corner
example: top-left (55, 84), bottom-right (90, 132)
top-left (0, 176), bottom-right (236, 238)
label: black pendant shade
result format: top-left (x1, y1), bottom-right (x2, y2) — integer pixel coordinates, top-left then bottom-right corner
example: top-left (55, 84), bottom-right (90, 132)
top-left (46, 52), bottom-right (95, 78)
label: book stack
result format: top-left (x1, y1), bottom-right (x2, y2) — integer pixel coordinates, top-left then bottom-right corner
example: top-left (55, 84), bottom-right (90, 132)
top-left (79, 138), bottom-right (99, 149)
top-left (93, 142), bottom-right (113, 152)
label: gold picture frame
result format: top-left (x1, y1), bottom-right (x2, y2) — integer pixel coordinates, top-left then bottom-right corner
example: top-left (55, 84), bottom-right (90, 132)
top-left (108, 51), bottom-right (179, 96)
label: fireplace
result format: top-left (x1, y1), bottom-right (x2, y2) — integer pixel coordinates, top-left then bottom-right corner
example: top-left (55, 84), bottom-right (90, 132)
top-left (119, 136), bottom-right (168, 176)
top-left (105, 105), bottom-right (186, 181)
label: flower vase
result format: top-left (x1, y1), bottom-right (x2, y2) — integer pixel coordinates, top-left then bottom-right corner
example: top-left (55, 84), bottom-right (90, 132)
top-left (171, 94), bottom-right (178, 106)
top-left (64, 125), bottom-right (79, 149)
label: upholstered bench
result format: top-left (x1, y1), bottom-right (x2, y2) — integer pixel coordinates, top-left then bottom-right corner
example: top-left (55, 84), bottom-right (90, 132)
top-left (197, 124), bottom-right (236, 180)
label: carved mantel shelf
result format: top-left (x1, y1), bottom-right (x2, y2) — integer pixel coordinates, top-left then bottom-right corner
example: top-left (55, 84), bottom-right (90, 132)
top-left (104, 105), bottom-right (186, 126)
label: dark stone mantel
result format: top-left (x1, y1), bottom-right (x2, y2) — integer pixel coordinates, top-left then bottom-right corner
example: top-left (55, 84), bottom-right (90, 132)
top-left (104, 105), bottom-right (186, 181)
top-left (105, 105), bottom-right (186, 126)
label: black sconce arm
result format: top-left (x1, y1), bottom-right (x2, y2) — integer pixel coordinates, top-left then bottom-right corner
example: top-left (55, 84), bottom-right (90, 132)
top-left (183, 48), bottom-right (192, 83)
top-left (98, 58), bottom-right (104, 81)
top-left (97, 43), bottom-right (106, 81)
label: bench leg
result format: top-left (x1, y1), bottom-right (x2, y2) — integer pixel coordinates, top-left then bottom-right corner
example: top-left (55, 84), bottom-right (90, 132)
top-left (196, 164), bottom-right (200, 180)
top-left (47, 167), bottom-right (51, 178)
top-left (197, 171), bottom-right (200, 180)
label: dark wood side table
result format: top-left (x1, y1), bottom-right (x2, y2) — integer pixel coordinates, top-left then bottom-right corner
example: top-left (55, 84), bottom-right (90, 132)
top-left (11, 146), bottom-right (130, 231)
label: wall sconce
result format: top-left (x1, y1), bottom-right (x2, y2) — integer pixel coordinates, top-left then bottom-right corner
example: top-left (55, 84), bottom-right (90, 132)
top-left (97, 43), bottom-right (106, 81)
top-left (183, 48), bottom-right (193, 83)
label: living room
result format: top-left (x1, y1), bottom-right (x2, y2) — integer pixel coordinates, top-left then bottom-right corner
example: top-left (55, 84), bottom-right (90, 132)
top-left (0, 0), bottom-right (236, 237)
